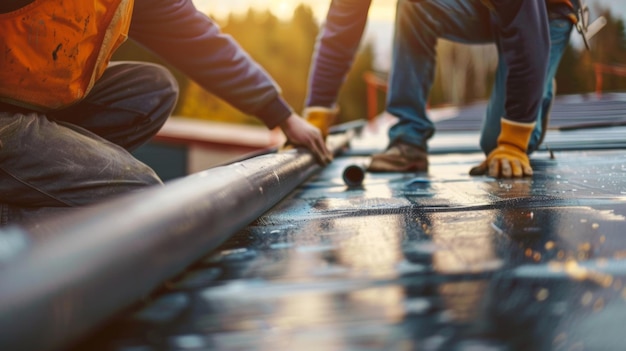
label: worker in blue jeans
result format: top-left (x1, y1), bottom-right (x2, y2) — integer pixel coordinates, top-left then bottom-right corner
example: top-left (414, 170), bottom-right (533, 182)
top-left (0, 0), bottom-right (332, 227)
top-left (304, 0), bottom-right (577, 178)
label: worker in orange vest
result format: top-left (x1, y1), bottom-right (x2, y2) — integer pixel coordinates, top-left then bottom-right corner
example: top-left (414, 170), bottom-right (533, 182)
top-left (0, 0), bottom-right (332, 226)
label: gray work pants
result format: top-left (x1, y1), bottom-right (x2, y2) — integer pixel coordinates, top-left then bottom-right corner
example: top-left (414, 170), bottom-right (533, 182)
top-left (0, 62), bottom-right (179, 226)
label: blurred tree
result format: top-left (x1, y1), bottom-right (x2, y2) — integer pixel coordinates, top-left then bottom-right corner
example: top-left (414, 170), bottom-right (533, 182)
top-left (554, 43), bottom-right (587, 94)
top-left (111, 6), bottom-right (378, 125)
top-left (111, 4), bottom-right (626, 125)
top-left (556, 6), bottom-right (626, 94)
top-left (179, 6), bottom-right (327, 124)
top-left (431, 41), bottom-right (497, 107)
top-left (589, 8), bottom-right (626, 64)
top-left (588, 7), bottom-right (626, 93)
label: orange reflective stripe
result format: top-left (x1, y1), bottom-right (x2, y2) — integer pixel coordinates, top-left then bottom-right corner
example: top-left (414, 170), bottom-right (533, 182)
top-left (0, 0), bottom-right (133, 111)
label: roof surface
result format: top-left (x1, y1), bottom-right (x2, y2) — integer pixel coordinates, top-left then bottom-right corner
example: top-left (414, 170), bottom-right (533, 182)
top-left (72, 94), bottom-right (626, 351)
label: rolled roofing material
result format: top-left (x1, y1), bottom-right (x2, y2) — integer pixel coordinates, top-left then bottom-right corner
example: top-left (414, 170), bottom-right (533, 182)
top-left (0, 132), bottom-right (353, 351)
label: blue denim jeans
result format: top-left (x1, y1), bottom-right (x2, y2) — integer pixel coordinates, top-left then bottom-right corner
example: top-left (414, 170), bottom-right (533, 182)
top-left (0, 62), bottom-right (179, 226)
top-left (386, 0), bottom-right (574, 154)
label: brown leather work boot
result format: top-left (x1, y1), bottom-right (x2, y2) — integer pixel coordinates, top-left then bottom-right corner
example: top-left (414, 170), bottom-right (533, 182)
top-left (368, 141), bottom-right (428, 172)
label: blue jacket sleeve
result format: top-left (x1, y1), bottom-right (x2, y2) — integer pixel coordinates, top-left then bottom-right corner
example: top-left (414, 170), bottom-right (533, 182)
top-left (491, 0), bottom-right (550, 124)
top-left (129, 0), bottom-right (292, 128)
top-left (306, 0), bottom-right (372, 108)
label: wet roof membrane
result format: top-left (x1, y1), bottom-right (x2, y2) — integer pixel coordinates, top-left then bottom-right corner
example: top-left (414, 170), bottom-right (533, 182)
top-left (70, 94), bottom-right (626, 351)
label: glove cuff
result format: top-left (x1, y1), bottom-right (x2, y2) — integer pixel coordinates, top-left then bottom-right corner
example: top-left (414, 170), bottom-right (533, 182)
top-left (497, 118), bottom-right (536, 152)
top-left (303, 106), bottom-right (339, 138)
top-left (303, 106), bottom-right (339, 116)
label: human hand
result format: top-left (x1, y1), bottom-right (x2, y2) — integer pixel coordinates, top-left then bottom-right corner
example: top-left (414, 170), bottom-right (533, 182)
top-left (469, 145), bottom-right (533, 178)
top-left (279, 113), bottom-right (333, 165)
top-left (470, 118), bottom-right (535, 178)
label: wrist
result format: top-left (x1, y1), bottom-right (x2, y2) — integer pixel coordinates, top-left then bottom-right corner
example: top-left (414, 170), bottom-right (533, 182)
top-left (497, 118), bottom-right (536, 152)
top-left (257, 97), bottom-right (293, 129)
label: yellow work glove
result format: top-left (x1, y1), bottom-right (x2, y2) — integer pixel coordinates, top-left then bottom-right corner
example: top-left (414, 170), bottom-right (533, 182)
top-left (303, 107), bottom-right (339, 139)
top-left (470, 118), bottom-right (535, 178)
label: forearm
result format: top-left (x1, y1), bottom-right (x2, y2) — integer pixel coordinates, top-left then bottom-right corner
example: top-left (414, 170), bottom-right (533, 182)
top-left (129, 0), bottom-right (292, 128)
top-left (306, 0), bottom-right (372, 108)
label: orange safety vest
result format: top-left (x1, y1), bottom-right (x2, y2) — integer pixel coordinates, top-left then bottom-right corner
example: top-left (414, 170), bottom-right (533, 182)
top-left (0, 0), bottom-right (134, 111)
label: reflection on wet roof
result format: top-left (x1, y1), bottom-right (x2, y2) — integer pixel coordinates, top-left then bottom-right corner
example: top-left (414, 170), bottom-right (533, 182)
top-left (64, 93), bottom-right (626, 351)
top-left (76, 158), bottom-right (626, 350)
top-left (56, 94), bottom-right (626, 350)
